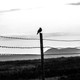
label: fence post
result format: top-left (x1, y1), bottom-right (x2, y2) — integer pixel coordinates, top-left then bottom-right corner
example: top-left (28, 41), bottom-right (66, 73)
top-left (39, 33), bottom-right (45, 80)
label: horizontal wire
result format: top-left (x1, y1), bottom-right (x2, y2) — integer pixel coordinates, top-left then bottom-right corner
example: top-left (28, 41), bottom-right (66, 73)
top-left (1, 36), bottom-right (80, 42)
top-left (0, 36), bottom-right (39, 40)
top-left (44, 39), bottom-right (80, 42)
top-left (0, 46), bottom-right (52, 49)
top-left (0, 53), bottom-right (80, 55)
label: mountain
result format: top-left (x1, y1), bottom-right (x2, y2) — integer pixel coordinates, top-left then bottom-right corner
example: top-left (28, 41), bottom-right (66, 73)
top-left (45, 48), bottom-right (80, 55)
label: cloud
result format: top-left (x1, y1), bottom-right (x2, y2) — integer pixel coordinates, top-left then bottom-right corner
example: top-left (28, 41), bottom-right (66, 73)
top-left (68, 2), bottom-right (80, 5)
top-left (0, 7), bottom-right (42, 14)
top-left (0, 9), bottom-right (21, 13)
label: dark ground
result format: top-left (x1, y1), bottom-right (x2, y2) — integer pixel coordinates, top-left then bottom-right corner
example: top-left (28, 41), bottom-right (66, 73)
top-left (0, 56), bottom-right (80, 80)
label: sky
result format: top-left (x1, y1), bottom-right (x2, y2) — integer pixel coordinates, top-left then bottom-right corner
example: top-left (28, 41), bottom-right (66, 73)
top-left (0, 0), bottom-right (80, 35)
top-left (0, 0), bottom-right (80, 54)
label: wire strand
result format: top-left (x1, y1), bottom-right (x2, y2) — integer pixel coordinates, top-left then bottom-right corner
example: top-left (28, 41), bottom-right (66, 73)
top-left (0, 36), bottom-right (39, 40)
top-left (1, 36), bottom-right (80, 42)
top-left (0, 46), bottom-right (52, 49)
top-left (44, 39), bottom-right (80, 42)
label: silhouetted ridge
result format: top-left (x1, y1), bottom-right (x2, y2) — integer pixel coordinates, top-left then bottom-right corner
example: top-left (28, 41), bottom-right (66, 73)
top-left (45, 48), bottom-right (80, 55)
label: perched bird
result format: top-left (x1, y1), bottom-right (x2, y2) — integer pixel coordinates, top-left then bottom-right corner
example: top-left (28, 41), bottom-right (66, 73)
top-left (37, 27), bottom-right (42, 34)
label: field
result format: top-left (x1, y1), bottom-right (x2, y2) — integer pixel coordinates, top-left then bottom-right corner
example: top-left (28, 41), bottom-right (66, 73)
top-left (0, 56), bottom-right (80, 80)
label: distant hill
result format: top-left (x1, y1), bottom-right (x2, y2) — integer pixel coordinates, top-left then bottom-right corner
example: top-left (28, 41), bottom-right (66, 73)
top-left (45, 48), bottom-right (80, 55)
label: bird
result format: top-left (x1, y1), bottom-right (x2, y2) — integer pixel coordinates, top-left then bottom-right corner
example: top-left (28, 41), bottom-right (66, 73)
top-left (37, 27), bottom-right (42, 34)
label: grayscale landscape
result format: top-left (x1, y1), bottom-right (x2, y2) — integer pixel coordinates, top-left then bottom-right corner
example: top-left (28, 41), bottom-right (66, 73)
top-left (0, 0), bottom-right (80, 80)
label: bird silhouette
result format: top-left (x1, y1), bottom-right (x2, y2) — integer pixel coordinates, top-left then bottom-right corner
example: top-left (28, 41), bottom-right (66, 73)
top-left (37, 27), bottom-right (42, 34)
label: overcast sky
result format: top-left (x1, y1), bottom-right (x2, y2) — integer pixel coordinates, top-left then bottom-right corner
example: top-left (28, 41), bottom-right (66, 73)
top-left (0, 0), bottom-right (80, 54)
top-left (0, 0), bottom-right (80, 35)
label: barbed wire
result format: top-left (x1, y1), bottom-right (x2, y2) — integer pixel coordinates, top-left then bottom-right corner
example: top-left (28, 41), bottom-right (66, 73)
top-left (43, 39), bottom-right (80, 42)
top-left (0, 36), bottom-right (39, 40)
top-left (0, 46), bottom-right (52, 49)
top-left (0, 52), bottom-right (80, 55)
top-left (0, 36), bottom-right (80, 42)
